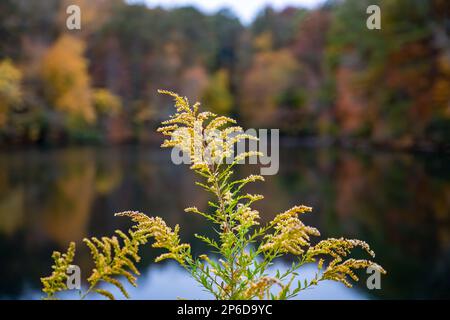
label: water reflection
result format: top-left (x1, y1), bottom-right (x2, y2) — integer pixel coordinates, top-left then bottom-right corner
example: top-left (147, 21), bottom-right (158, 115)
top-left (0, 144), bottom-right (449, 299)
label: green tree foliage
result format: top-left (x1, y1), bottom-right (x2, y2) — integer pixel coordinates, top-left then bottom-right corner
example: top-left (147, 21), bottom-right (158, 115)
top-left (252, 7), bottom-right (306, 49)
top-left (326, 0), bottom-right (450, 146)
top-left (93, 89), bottom-right (122, 116)
top-left (202, 69), bottom-right (233, 115)
top-left (241, 49), bottom-right (300, 127)
top-left (0, 59), bottom-right (22, 129)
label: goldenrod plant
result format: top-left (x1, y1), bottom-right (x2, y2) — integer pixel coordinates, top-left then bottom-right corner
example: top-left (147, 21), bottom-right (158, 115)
top-left (41, 242), bottom-right (76, 299)
top-left (41, 90), bottom-right (385, 300)
top-left (41, 217), bottom-right (152, 300)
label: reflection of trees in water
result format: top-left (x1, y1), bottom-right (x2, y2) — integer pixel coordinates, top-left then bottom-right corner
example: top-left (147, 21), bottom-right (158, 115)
top-left (0, 147), bottom-right (123, 297)
top-left (0, 155), bottom-right (25, 236)
top-left (0, 145), bottom-right (449, 298)
top-left (0, 146), bottom-right (216, 297)
top-left (271, 146), bottom-right (450, 299)
top-left (0, 188), bottom-right (24, 236)
top-left (41, 150), bottom-right (96, 245)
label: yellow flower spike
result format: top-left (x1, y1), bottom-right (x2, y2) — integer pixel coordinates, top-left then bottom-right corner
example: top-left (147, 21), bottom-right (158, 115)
top-left (40, 242), bottom-right (76, 299)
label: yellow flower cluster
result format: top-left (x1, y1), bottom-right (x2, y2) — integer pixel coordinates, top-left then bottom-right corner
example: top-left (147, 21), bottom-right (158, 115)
top-left (157, 90), bottom-right (258, 168)
top-left (261, 205), bottom-right (319, 255)
top-left (307, 237), bottom-right (375, 261)
top-left (235, 204), bottom-right (260, 229)
top-left (243, 276), bottom-right (282, 300)
top-left (83, 230), bottom-right (143, 300)
top-left (240, 174), bottom-right (265, 183)
top-left (42, 211), bottom-right (192, 300)
top-left (41, 242), bottom-right (76, 299)
top-left (322, 258), bottom-right (386, 288)
top-left (306, 238), bottom-right (386, 288)
top-left (243, 193), bottom-right (264, 201)
top-left (116, 211), bottom-right (191, 265)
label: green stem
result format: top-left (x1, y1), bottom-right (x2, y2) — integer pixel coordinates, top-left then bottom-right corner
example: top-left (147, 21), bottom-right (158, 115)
top-left (80, 282), bottom-right (96, 300)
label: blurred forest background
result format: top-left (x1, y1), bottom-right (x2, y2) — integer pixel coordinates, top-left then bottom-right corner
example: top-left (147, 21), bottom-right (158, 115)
top-left (1, 0), bottom-right (450, 299)
top-left (0, 0), bottom-right (449, 150)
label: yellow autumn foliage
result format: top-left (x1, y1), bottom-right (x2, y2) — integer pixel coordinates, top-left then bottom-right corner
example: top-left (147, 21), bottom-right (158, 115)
top-left (93, 89), bottom-right (122, 116)
top-left (0, 59), bottom-right (22, 128)
top-left (41, 34), bottom-right (95, 124)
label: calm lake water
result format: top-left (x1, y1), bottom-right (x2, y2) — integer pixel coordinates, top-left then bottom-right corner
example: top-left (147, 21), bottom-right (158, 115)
top-left (1, 143), bottom-right (449, 299)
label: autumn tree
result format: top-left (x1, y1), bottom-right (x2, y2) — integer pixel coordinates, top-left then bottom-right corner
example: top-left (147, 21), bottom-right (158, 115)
top-left (202, 69), bottom-right (233, 115)
top-left (0, 59), bottom-right (22, 130)
top-left (241, 47), bottom-right (300, 127)
top-left (41, 34), bottom-right (96, 127)
top-left (93, 89), bottom-right (122, 116)
top-left (326, 0), bottom-right (450, 147)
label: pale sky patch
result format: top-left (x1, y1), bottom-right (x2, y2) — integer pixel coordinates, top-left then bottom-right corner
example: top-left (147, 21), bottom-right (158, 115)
top-left (130, 0), bottom-right (324, 24)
